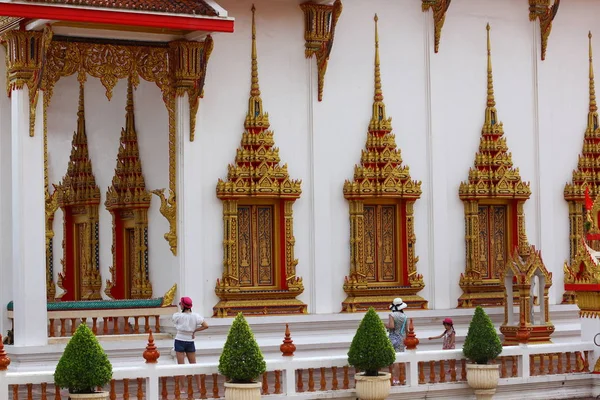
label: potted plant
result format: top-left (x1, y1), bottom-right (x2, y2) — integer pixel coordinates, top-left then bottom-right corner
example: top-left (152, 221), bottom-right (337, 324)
top-left (54, 324), bottom-right (113, 399)
top-left (218, 313), bottom-right (266, 400)
top-left (348, 307), bottom-right (396, 400)
top-left (463, 306), bottom-right (503, 399)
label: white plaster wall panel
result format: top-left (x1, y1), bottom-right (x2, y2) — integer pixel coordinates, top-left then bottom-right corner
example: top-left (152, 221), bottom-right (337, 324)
top-left (47, 75), bottom-right (174, 301)
top-left (0, 44), bottom-right (12, 334)
top-left (537, 0), bottom-right (600, 303)
top-left (198, 0), bottom-right (310, 316)
top-left (314, 0), bottom-right (430, 312)
top-left (430, 0), bottom-right (537, 306)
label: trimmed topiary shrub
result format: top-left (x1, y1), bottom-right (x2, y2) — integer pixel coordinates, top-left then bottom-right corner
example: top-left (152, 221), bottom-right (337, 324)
top-left (54, 323), bottom-right (113, 394)
top-left (348, 307), bottom-right (396, 376)
top-left (463, 306), bottom-right (503, 365)
top-left (218, 313), bottom-right (266, 383)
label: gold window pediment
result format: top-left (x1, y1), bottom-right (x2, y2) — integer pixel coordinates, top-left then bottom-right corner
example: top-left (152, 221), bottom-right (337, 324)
top-left (213, 5), bottom-right (306, 318)
top-left (342, 15), bottom-right (426, 313)
top-left (458, 24), bottom-right (531, 308)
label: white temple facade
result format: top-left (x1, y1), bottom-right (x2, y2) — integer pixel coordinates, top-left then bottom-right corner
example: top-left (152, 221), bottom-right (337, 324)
top-left (1, 0), bottom-right (600, 374)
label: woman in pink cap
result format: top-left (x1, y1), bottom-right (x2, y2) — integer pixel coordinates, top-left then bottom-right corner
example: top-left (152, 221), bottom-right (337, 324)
top-left (428, 317), bottom-right (455, 350)
top-left (173, 297), bottom-right (209, 391)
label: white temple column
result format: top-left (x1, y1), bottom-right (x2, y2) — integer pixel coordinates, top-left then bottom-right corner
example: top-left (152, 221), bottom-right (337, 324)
top-left (11, 87), bottom-right (47, 346)
top-left (424, 11), bottom-right (451, 309)
top-left (309, 61), bottom-right (334, 314)
top-left (0, 45), bottom-right (12, 339)
top-left (175, 93), bottom-right (203, 311)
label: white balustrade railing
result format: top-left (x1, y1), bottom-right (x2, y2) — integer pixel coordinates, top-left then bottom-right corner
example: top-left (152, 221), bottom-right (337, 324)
top-left (0, 341), bottom-right (595, 399)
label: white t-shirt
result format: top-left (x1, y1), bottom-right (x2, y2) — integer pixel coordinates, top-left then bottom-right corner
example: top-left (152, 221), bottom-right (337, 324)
top-left (172, 312), bottom-right (205, 342)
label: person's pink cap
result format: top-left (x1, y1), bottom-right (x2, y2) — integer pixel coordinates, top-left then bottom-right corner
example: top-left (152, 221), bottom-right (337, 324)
top-left (180, 297), bottom-right (193, 308)
top-left (443, 317), bottom-right (453, 325)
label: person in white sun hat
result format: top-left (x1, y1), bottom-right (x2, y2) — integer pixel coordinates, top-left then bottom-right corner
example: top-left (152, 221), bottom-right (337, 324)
top-left (385, 297), bottom-right (408, 352)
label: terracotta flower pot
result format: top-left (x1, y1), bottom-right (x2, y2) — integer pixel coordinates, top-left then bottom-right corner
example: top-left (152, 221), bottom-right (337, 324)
top-left (68, 392), bottom-right (109, 400)
top-left (466, 363), bottom-right (500, 400)
top-left (355, 372), bottom-right (391, 400)
top-left (224, 381), bottom-right (262, 400)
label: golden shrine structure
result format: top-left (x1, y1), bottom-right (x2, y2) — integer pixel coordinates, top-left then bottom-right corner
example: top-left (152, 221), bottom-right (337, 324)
top-left (499, 245), bottom-right (554, 346)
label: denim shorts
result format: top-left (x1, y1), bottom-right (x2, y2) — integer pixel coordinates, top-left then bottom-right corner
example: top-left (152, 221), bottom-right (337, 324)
top-left (174, 339), bottom-right (196, 353)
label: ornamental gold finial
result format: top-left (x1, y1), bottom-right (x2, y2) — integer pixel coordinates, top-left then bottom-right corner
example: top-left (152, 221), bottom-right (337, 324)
top-left (250, 4), bottom-right (260, 98)
top-left (486, 24), bottom-right (495, 109)
top-left (77, 82), bottom-right (85, 134)
top-left (484, 23), bottom-right (498, 127)
top-left (589, 32), bottom-right (598, 131)
top-left (374, 14), bottom-right (382, 102)
top-left (126, 76), bottom-right (135, 133)
top-left (245, 4), bottom-right (269, 129)
top-left (369, 14), bottom-right (391, 132)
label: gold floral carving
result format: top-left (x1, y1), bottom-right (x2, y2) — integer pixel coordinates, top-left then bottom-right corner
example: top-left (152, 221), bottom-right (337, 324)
top-left (42, 37), bottom-right (213, 256)
top-left (458, 25), bottom-right (532, 308)
top-left (169, 38), bottom-right (214, 141)
top-left (499, 246), bottom-right (554, 345)
top-left (529, 0), bottom-right (560, 61)
top-left (214, 6), bottom-right (306, 318)
top-left (105, 78), bottom-right (153, 299)
top-left (422, 0), bottom-right (451, 54)
top-left (342, 15), bottom-right (426, 313)
top-left (55, 83), bottom-right (102, 300)
top-left (300, 0), bottom-right (342, 102)
top-left (44, 96), bottom-right (58, 302)
top-left (161, 284), bottom-right (178, 307)
top-left (1, 26), bottom-right (53, 136)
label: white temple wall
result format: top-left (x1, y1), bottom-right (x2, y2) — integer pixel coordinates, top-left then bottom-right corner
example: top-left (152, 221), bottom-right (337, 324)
top-left (0, 44), bottom-right (12, 335)
top-left (34, 0), bottom-right (600, 317)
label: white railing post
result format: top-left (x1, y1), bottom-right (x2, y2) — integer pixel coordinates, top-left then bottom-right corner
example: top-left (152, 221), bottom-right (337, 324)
top-left (0, 370), bottom-right (8, 400)
top-left (408, 352), bottom-right (419, 387)
top-left (285, 367), bottom-right (296, 395)
top-left (146, 364), bottom-right (159, 400)
top-left (520, 344), bottom-right (530, 379)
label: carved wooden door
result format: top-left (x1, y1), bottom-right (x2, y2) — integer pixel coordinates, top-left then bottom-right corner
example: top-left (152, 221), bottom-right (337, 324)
top-left (237, 204), bottom-right (276, 288)
top-left (73, 222), bottom-right (85, 300)
top-left (364, 204), bottom-right (397, 283)
top-left (478, 205), bottom-right (508, 279)
top-left (124, 227), bottom-right (135, 299)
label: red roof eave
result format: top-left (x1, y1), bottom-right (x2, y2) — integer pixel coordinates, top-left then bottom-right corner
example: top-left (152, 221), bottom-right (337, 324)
top-left (0, 2), bottom-right (234, 33)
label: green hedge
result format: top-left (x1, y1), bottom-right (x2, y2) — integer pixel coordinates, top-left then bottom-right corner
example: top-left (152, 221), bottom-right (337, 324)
top-left (463, 306), bottom-right (502, 365)
top-left (348, 307), bottom-right (396, 376)
top-left (218, 313), bottom-right (266, 383)
top-left (54, 324), bottom-right (113, 394)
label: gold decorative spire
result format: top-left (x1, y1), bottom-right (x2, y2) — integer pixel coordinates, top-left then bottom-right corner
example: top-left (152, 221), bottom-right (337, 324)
top-left (105, 77), bottom-right (151, 210)
top-left (369, 14), bottom-right (392, 132)
top-left (484, 23), bottom-right (498, 127)
top-left (217, 4), bottom-right (301, 200)
top-left (245, 4), bottom-right (269, 129)
top-left (458, 23), bottom-right (530, 202)
top-left (126, 75), bottom-right (136, 133)
top-left (57, 83), bottom-right (101, 208)
top-left (588, 31), bottom-right (598, 130)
